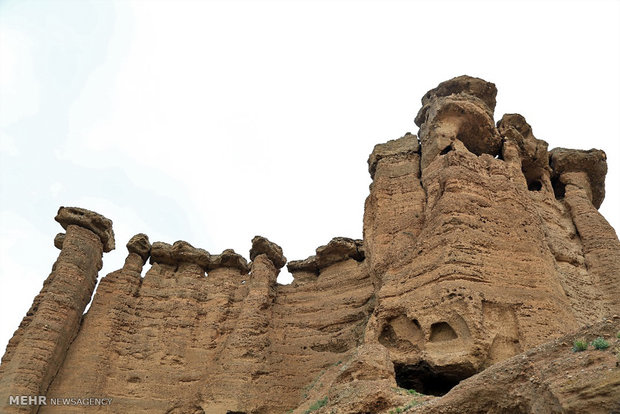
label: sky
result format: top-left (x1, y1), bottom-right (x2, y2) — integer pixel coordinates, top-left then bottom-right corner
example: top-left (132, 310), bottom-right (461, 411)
top-left (0, 0), bottom-right (618, 356)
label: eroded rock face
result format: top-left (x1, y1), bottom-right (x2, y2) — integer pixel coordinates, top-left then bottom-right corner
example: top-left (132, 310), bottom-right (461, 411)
top-left (417, 75), bottom-right (498, 118)
top-left (55, 206), bottom-right (115, 252)
top-left (250, 236), bottom-right (286, 269)
top-left (126, 233), bottom-right (151, 263)
top-left (1, 76), bottom-right (619, 414)
top-left (210, 248), bottom-right (249, 273)
top-left (550, 147), bottom-right (607, 208)
top-left (53, 233), bottom-right (65, 250)
top-left (368, 133), bottom-right (420, 179)
top-left (411, 317), bottom-right (620, 414)
top-left (0, 215), bottom-right (112, 414)
top-left (498, 113), bottom-right (551, 191)
top-left (287, 237), bottom-right (364, 276)
top-left (415, 75), bottom-right (502, 170)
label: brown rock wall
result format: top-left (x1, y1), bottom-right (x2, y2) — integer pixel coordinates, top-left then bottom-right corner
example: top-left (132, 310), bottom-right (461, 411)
top-left (368, 148), bottom-right (579, 376)
top-left (410, 317), bottom-right (620, 414)
top-left (363, 133), bottom-right (425, 281)
top-left (1, 76), bottom-right (619, 413)
top-left (38, 237), bottom-right (374, 413)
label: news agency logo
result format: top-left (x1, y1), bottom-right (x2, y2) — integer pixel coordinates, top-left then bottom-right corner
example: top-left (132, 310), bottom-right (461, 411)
top-left (9, 396), bottom-right (113, 406)
top-left (9, 396), bottom-right (46, 406)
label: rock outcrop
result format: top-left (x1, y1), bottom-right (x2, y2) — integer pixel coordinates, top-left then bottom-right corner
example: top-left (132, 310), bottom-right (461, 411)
top-left (54, 206), bottom-right (116, 252)
top-left (411, 317), bottom-right (620, 414)
top-left (1, 76), bottom-right (619, 414)
top-left (250, 236), bottom-right (287, 269)
top-left (0, 207), bottom-right (114, 412)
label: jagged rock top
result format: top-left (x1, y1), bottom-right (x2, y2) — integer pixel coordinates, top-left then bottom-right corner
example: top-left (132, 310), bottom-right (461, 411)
top-left (550, 148), bottom-right (607, 208)
top-left (497, 113), bottom-right (549, 174)
top-left (250, 236), bottom-right (286, 269)
top-left (150, 241), bottom-right (209, 268)
top-left (287, 237), bottom-right (364, 273)
top-left (497, 113), bottom-right (534, 141)
top-left (210, 249), bottom-right (249, 273)
top-left (126, 233), bottom-right (151, 263)
top-left (415, 75), bottom-right (497, 127)
top-left (497, 114), bottom-right (548, 158)
top-left (421, 75), bottom-right (497, 112)
top-left (414, 75), bottom-right (502, 170)
top-left (55, 206), bottom-right (115, 252)
top-left (368, 133), bottom-right (419, 179)
top-left (149, 240), bottom-right (249, 273)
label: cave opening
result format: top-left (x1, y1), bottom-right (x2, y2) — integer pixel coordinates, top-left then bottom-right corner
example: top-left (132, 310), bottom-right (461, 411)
top-left (429, 322), bottom-right (457, 342)
top-left (551, 176), bottom-right (566, 200)
top-left (393, 361), bottom-right (473, 396)
top-left (527, 179), bottom-right (543, 191)
top-left (379, 324), bottom-right (398, 347)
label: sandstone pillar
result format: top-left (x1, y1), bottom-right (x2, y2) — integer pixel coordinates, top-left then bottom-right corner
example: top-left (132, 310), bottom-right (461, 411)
top-left (202, 237), bottom-right (282, 413)
top-left (0, 207), bottom-right (114, 413)
top-left (363, 133), bottom-right (425, 281)
top-left (550, 148), bottom-right (620, 316)
top-left (40, 234), bottom-right (149, 413)
top-left (366, 77), bottom-right (578, 386)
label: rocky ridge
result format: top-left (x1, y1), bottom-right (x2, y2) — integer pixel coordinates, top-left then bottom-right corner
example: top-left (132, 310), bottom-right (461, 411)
top-left (0, 76), bottom-right (619, 413)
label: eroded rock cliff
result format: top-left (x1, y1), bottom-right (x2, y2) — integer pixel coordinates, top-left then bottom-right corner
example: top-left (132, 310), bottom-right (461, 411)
top-left (1, 76), bottom-right (619, 414)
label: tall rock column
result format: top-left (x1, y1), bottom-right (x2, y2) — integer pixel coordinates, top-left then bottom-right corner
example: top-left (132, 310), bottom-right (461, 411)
top-left (365, 77), bottom-right (579, 392)
top-left (551, 148), bottom-right (620, 315)
top-left (201, 237), bottom-right (283, 413)
top-left (364, 133), bottom-right (425, 282)
top-left (40, 234), bottom-right (149, 413)
top-left (0, 207), bottom-right (114, 413)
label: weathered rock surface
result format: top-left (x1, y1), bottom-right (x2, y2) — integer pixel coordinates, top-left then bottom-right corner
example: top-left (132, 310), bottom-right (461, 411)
top-left (54, 206), bottom-right (115, 252)
top-left (210, 248), bottom-right (249, 272)
top-left (415, 75), bottom-right (502, 170)
top-left (497, 113), bottom-right (550, 191)
top-left (550, 147), bottom-right (607, 208)
top-left (417, 75), bottom-right (498, 119)
top-left (52, 233), bottom-right (64, 250)
top-left (150, 240), bottom-right (211, 268)
top-left (368, 132), bottom-right (419, 179)
top-left (364, 133), bottom-right (425, 281)
top-left (0, 217), bottom-right (111, 413)
top-left (407, 317), bottom-right (620, 414)
top-left (126, 233), bottom-right (151, 263)
top-left (249, 236), bottom-right (286, 269)
top-left (287, 237), bottom-right (364, 275)
top-left (1, 76), bottom-right (619, 414)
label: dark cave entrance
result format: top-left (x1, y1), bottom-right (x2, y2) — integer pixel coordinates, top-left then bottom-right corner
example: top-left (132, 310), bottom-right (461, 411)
top-left (393, 361), bottom-right (474, 396)
top-left (551, 176), bottom-right (566, 200)
top-left (527, 179), bottom-right (543, 191)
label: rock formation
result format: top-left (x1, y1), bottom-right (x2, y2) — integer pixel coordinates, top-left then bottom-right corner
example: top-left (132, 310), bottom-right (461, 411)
top-left (1, 76), bottom-right (619, 413)
top-left (0, 208), bottom-right (112, 411)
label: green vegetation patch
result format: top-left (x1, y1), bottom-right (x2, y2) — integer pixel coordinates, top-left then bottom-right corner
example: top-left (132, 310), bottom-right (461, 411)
top-left (389, 398), bottom-right (422, 413)
top-left (591, 337), bottom-right (609, 350)
top-left (304, 396), bottom-right (328, 414)
top-left (572, 339), bottom-right (588, 352)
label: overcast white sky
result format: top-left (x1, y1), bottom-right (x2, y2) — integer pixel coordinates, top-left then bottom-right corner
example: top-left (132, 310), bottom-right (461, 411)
top-left (1, 0), bottom-right (618, 356)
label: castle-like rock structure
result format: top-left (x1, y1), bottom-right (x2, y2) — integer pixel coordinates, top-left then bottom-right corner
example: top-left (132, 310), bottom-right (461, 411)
top-left (1, 76), bottom-right (619, 413)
